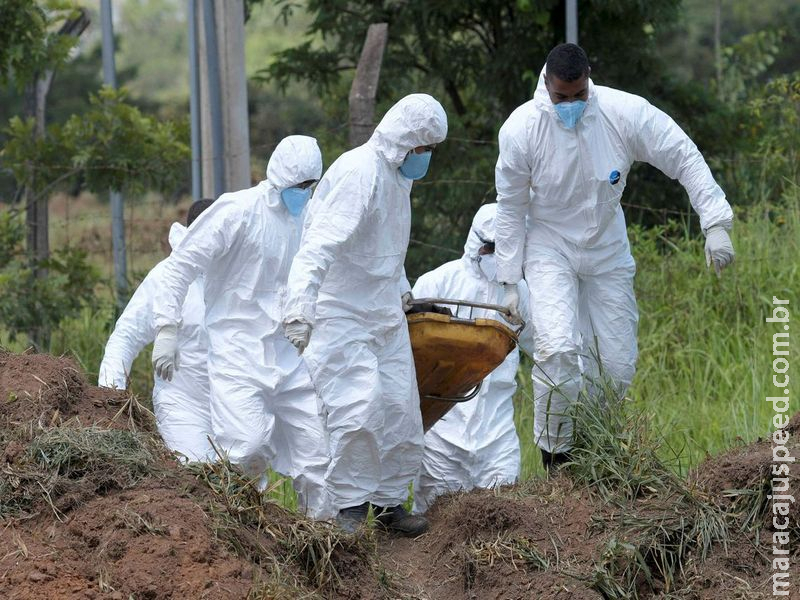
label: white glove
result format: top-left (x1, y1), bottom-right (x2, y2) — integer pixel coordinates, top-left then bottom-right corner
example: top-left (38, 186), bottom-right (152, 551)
top-left (704, 225), bottom-right (735, 276)
top-left (152, 324), bottom-right (179, 381)
top-left (501, 283), bottom-right (523, 326)
top-left (401, 291), bottom-right (414, 313)
top-left (284, 320), bottom-right (312, 354)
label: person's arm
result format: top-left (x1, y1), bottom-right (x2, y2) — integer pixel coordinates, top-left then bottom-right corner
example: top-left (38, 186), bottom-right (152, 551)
top-left (284, 167), bottom-right (372, 325)
top-left (410, 270), bottom-right (443, 300)
top-left (632, 100), bottom-right (733, 232)
top-left (399, 265), bottom-right (412, 298)
top-left (515, 279), bottom-right (536, 357)
top-left (152, 198), bottom-right (243, 329)
top-left (98, 269), bottom-right (161, 388)
top-left (494, 115), bottom-right (533, 284)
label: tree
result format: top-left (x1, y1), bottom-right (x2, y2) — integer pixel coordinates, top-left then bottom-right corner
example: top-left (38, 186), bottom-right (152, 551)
top-left (0, 0), bottom-right (81, 89)
top-left (1, 87), bottom-right (190, 349)
top-left (260, 0), bottom-right (686, 276)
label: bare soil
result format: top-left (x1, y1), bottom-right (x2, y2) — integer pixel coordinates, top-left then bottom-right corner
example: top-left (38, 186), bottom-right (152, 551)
top-left (0, 350), bottom-right (797, 599)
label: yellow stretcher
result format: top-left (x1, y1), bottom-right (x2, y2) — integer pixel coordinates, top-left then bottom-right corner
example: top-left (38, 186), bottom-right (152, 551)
top-left (407, 298), bottom-right (523, 431)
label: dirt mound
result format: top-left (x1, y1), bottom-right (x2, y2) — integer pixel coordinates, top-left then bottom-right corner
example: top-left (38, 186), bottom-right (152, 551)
top-left (0, 350), bottom-right (132, 427)
top-left (0, 478), bottom-right (254, 600)
top-left (0, 351), bottom-right (408, 600)
top-left (0, 351), bottom-right (258, 599)
top-left (382, 479), bottom-right (606, 599)
top-left (693, 414), bottom-right (799, 522)
top-left (1, 350), bottom-right (798, 599)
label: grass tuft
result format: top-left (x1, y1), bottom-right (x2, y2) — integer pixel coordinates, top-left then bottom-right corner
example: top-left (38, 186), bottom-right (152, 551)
top-left (567, 386), bottom-right (729, 597)
top-left (1, 426), bottom-right (157, 519)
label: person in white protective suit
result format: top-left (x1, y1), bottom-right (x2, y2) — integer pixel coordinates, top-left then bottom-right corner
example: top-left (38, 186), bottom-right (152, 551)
top-left (282, 94), bottom-right (448, 535)
top-left (98, 199), bottom-right (214, 462)
top-left (495, 43), bottom-right (735, 470)
top-left (411, 203), bottom-right (535, 513)
top-left (150, 135), bottom-right (332, 519)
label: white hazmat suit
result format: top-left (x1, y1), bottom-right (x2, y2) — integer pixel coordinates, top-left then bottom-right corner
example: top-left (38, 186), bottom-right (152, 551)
top-left (284, 94), bottom-right (448, 512)
top-left (99, 223), bottom-right (212, 462)
top-left (495, 68), bottom-right (734, 453)
top-left (411, 203), bottom-right (534, 513)
top-left (152, 136), bottom-right (331, 518)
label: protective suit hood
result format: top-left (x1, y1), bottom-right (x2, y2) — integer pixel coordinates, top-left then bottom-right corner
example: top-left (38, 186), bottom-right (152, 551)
top-left (463, 203), bottom-right (498, 281)
top-left (533, 66), bottom-right (598, 126)
top-left (168, 222), bottom-right (187, 250)
top-left (464, 204), bottom-right (496, 259)
top-left (265, 135), bottom-right (323, 208)
top-left (368, 94), bottom-right (448, 166)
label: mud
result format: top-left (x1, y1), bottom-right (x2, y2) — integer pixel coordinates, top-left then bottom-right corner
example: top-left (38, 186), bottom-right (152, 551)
top-left (0, 350), bottom-right (131, 428)
top-left (0, 351), bottom-right (798, 599)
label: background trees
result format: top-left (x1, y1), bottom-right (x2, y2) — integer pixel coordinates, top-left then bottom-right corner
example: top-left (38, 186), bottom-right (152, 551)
top-left (261, 0), bottom-right (799, 273)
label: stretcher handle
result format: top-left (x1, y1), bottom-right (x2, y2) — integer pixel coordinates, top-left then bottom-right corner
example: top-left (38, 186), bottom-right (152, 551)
top-left (422, 382), bottom-right (482, 403)
top-left (410, 297), bottom-right (526, 335)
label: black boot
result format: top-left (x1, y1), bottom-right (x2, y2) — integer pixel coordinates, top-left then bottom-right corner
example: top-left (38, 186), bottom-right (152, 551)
top-left (541, 449), bottom-right (572, 474)
top-left (335, 502), bottom-right (370, 533)
top-left (372, 504), bottom-right (429, 537)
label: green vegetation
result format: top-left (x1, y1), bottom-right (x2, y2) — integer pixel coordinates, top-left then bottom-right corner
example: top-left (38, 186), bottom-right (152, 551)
top-left (514, 195), bottom-right (799, 480)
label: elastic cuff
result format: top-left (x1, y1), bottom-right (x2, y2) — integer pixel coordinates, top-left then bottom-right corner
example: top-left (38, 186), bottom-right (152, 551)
top-left (703, 218), bottom-right (733, 235)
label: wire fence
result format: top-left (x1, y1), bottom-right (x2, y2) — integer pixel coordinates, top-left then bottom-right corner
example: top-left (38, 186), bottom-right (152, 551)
top-left (9, 181), bottom-right (700, 286)
top-left (42, 193), bottom-right (190, 284)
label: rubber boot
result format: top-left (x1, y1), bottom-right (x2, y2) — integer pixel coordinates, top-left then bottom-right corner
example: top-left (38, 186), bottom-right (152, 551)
top-left (541, 449), bottom-right (572, 474)
top-left (372, 504), bottom-right (429, 537)
top-left (335, 502), bottom-right (369, 533)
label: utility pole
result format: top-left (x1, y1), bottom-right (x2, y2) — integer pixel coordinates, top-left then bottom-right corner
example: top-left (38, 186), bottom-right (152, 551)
top-left (201, 0), bottom-right (225, 197)
top-left (197, 0), bottom-right (250, 198)
top-left (101, 0), bottom-right (128, 313)
top-left (348, 23), bottom-right (388, 148)
top-left (566, 0), bottom-right (578, 45)
top-left (188, 0), bottom-right (202, 201)
top-left (714, 0), bottom-right (723, 99)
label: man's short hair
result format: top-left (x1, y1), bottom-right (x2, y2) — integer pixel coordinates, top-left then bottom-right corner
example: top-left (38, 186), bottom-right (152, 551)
top-left (546, 43), bottom-right (590, 82)
top-left (186, 198), bottom-right (215, 226)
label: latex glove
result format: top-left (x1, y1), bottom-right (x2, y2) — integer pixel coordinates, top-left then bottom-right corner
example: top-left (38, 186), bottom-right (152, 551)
top-left (704, 225), bottom-right (735, 276)
top-left (152, 324), bottom-right (179, 381)
top-left (502, 283), bottom-right (523, 326)
top-left (285, 320), bottom-right (312, 354)
top-left (401, 291), bottom-right (414, 313)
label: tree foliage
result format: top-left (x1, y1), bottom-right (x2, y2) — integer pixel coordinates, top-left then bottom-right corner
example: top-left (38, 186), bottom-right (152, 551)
top-left (0, 0), bottom-right (83, 88)
top-left (0, 208), bottom-right (99, 342)
top-left (2, 87), bottom-right (190, 198)
top-left (264, 0), bottom-right (681, 128)
top-left (260, 0), bottom-right (685, 275)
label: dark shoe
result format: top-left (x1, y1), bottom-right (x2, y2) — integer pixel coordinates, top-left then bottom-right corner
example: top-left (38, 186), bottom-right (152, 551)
top-left (373, 504), bottom-right (429, 537)
top-left (336, 502), bottom-right (370, 533)
top-left (541, 449), bottom-right (572, 474)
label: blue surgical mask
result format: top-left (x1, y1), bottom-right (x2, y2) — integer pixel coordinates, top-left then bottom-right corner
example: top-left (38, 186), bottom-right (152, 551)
top-left (554, 100), bottom-right (587, 129)
top-left (280, 186), bottom-right (312, 217)
top-left (399, 150), bottom-right (433, 180)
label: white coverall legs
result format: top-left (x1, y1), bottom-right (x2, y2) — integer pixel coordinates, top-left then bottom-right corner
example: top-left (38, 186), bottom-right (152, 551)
top-left (266, 340), bottom-right (331, 517)
top-left (152, 363), bottom-right (213, 463)
top-left (303, 318), bottom-right (423, 510)
top-left (206, 312), bottom-right (330, 519)
top-left (526, 232), bottom-right (638, 453)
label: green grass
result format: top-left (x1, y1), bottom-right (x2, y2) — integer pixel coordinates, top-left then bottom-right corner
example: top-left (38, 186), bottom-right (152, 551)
top-left (513, 194), bottom-right (799, 477)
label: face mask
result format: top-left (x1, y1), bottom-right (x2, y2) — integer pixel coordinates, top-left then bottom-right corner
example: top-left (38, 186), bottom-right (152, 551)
top-left (280, 186), bottom-right (312, 217)
top-left (399, 150), bottom-right (432, 180)
top-left (478, 254), bottom-right (497, 281)
top-left (554, 100), bottom-right (587, 129)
